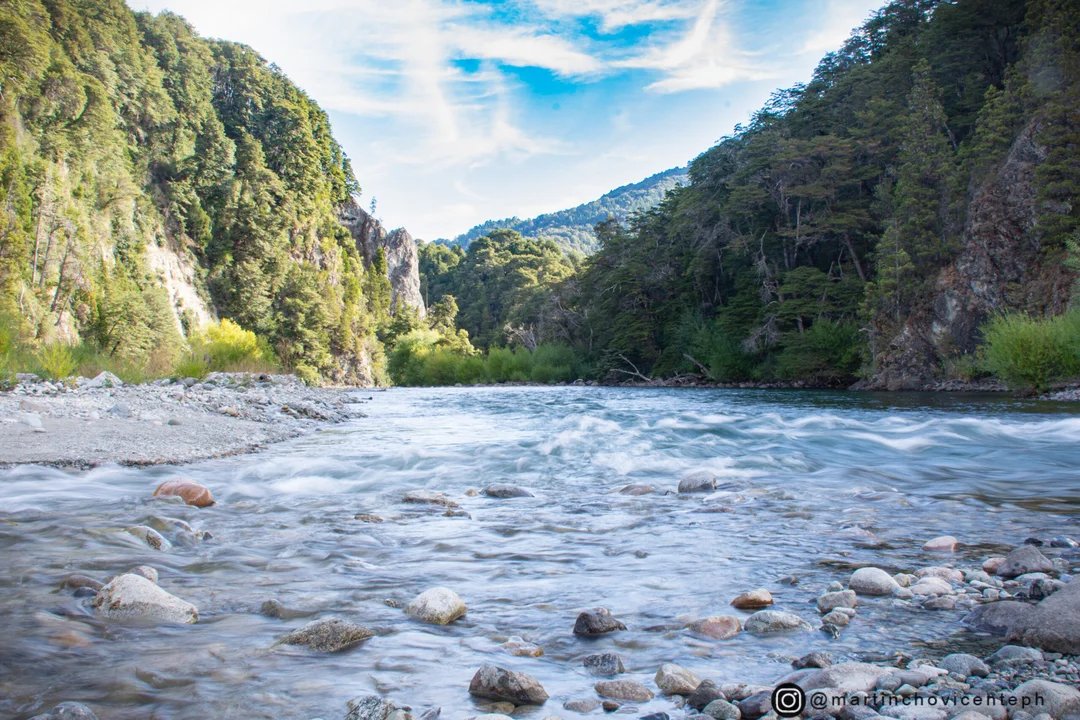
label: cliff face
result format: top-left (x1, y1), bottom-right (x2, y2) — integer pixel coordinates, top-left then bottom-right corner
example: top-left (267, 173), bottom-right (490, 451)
top-left (867, 119), bottom-right (1075, 389)
top-left (339, 198), bottom-right (426, 318)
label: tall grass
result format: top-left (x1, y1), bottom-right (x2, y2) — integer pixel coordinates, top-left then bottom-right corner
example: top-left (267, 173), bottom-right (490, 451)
top-left (981, 310), bottom-right (1080, 392)
top-left (389, 339), bottom-right (585, 386)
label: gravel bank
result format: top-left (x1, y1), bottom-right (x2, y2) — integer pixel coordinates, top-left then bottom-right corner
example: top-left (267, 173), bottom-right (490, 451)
top-left (0, 372), bottom-right (367, 468)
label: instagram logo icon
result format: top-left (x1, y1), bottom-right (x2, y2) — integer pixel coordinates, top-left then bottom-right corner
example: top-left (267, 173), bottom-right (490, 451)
top-left (771, 683), bottom-right (807, 717)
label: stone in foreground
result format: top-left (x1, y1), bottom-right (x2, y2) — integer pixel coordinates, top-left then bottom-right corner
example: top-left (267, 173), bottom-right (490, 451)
top-left (849, 567), bottom-right (900, 595)
top-left (1007, 577), bottom-right (1080, 653)
top-left (573, 607), bottom-right (626, 636)
top-left (92, 573), bottom-right (197, 624)
top-left (743, 610), bottom-right (812, 633)
top-left (405, 587), bottom-right (466, 625)
top-left (731, 588), bottom-right (773, 609)
top-left (595, 679), bottom-right (654, 702)
top-left (1011, 679), bottom-right (1080, 719)
top-left (655, 662), bottom-right (702, 695)
top-left (153, 478), bottom-right (215, 507)
top-left (468, 664), bottom-right (549, 705)
top-left (276, 617), bottom-right (373, 652)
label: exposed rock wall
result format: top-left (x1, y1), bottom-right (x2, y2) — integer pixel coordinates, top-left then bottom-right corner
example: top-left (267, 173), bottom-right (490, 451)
top-left (339, 198), bottom-right (426, 318)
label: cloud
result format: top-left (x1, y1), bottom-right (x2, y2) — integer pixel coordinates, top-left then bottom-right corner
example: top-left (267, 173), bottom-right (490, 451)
top-left (529, 0), bottom-right (700, 32)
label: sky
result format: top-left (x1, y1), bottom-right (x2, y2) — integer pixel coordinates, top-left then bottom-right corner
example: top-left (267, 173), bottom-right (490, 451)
top-left (127, 0), bottom-right (884, 240)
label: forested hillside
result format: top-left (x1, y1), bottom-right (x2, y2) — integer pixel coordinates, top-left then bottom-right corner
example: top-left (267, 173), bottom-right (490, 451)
top-left (0, 0), bottom-right (423, 385)
top-left (418, 0), bottom-right (1080, 390)
top-left (447, 167), bottom-right (688, 254)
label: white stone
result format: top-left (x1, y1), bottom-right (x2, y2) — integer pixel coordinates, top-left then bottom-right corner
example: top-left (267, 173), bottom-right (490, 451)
top-left (910, 576), bottom-right (954, 596)
top-left (406, 586), bottom-right (466, 625)
top-left (849, 567), bottom-right (901, 596)
top-left (655, 663), bottom-right (702, 695)
top-left (92, 573), bottom-right (197, 624)
top-left (923, 535), bottom-right (958, 552)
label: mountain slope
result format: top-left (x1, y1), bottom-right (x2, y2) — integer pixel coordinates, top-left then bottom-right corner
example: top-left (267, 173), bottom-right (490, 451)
top-left (0, 0), bottom-right (423, 384)
top-left (449, 166), bottom-right (688, 253)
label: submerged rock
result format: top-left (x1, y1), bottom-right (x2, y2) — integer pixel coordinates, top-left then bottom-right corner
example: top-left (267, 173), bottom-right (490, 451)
top-left (402, 490), bottom-right (459, 508)
top-left (573, 607), bottom-right (626, 636)
top-left (743, 610), bottom-right (812, 634)
top-left (678, 471), bottom-right (718, 493)
top-left (405, 587), bottom-right (466, 625)
top-left (276, 617), bottom-right (373, 652)
top-left (28, 702), bottom-right (99, 720)
top-left (153, 478), bottom-right (215, 507)
top-left (655, 663), bottom-right (702, 695)
top-left (583, 652), bottom-right (626, 676)
top-left (731, 588), bottom-right (773, 609)
top-left (125, 525), bottom-right (170, 551)
top-left (468, 664), bottom-right (548, 705)
top-left (595, 679), bottom-right (653, 702)
top-left (59, 574), bottom-right (103, 593)
top-left (92, 573), bottom-right (197, 624)
top-left (482, 484), bottom-right (534, 498)
top-left (619, 484), bottom-right (655, 495)
top-left (688, 615), bottom-right (742, 639)
top-left (502, 637), bottom-right (543, 657)
top-left (345, 695), bottom-right (413, 720)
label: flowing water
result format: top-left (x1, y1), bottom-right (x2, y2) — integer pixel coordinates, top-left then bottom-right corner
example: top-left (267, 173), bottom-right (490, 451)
top-left (1, 387), bottom-right (1079, 719)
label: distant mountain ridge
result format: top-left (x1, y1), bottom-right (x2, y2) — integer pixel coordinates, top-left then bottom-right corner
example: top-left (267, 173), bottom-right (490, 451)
top-left (446, 166), bottom-right (689, 253)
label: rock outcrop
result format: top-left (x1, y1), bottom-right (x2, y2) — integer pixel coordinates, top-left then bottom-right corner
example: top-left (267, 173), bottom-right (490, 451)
top-left (340, 197), bottom-right (426, 318)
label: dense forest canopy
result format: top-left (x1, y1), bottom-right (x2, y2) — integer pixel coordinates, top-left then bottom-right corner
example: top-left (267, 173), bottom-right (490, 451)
top-left (418, 0), bottom-right (1080, 389)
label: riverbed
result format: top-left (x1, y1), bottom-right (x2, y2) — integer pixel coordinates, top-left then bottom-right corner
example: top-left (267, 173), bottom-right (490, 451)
top-left (1, 387), bottom-right (1078, 719)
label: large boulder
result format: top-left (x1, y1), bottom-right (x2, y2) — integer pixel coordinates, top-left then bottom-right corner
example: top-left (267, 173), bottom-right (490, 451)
top-left (1011, 679), bottom-right (1080, 718)
top-left (153, 479), bottom-right (215, 507)
top-left (573, 607), bottom-right (626, 636)
top-left (276, 618), bottom-right (373, 652)
top-left (92, 574), bottom-right (197, 624)
top-left (468, 664), bottom-right (548, 705)
top-left (997, 545), bottom-right (1054, 578)
top-left (1007, 577), bottom-right (1080, 653)
top-left (405, 587), bottom-right (466, 625)
top-left (849, 567), bottom-right (900, 596)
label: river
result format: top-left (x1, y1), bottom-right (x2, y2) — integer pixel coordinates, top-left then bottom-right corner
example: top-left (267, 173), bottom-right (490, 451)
top-left (1, 387), bottom-right (1078, 719)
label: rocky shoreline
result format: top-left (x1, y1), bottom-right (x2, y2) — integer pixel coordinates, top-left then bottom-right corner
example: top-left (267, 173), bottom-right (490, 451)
top-left (0, 371), bottom-right (366, 468)
top-left (26, 476), bottom-right (1080, 720)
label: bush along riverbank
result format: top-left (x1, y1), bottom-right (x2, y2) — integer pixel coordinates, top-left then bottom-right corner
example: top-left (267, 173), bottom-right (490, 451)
top-left (0, 371), bottom-right (364, 467)
top-left (30, 475), bottom-right (1080, 720)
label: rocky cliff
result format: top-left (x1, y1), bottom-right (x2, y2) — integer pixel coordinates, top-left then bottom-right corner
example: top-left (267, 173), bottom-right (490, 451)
top-left (339, 198), bottom-right (426, 318)
top-left (867, 118), bottom-right (1075, 390)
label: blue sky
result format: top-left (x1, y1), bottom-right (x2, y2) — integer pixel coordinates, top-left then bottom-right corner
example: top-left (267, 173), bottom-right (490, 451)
top-left (128, 0), bottom-right (884, 240)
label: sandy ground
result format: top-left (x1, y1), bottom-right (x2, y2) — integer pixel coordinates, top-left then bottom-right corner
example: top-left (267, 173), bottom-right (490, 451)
top-left (0, 372), bottom-right (368, 468)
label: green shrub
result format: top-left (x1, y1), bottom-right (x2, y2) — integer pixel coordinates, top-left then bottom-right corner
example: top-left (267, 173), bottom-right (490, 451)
top-left (35, 342), bottom-right (76, 380)
top-left (982, 310), bottom-right (1080, 391)
top-left (774, 320), bottom-right (862, 384)
top-left (176, 318), bottom-right (278, 378)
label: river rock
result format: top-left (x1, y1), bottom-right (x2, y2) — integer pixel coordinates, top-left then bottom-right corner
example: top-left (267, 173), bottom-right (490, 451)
top-left (817, 590), bottom-right (857, 613)
top-left (59, 574), bottom-right (103, 592)
top-left (468, 664), bottom-right (549, 705)
top-left (688, 680), bottom-right (726, 711)
top-left (793, 652), bottom-right (833, 669)
top-left (939, 653), bottom-right (989, 678)
top-left (983, 556), bottom-right (1007, 574)
top-left (655, 663), bottom-right (702, 695)
top-left (28, 702), bottom-right (99, 720)
top-left (998, 546), bottom-right (1054, 578)
top-left (595, 679), bottom-right (653, 702)
top-left (802, 662), bottom-right (894, 693)
top-left (731, 588), bottom-right (773, 609)
top-left (573, 607), bottom-right (626, 636)
top-left (988, 645), bottom-right (1043, 664)
top-left (92, 573), bottom-right (197, 623)
top-left (743, 610), bottom-right (812, 633)
top-left (277, 617), bottom-right (373, 652)
top-left (849, 567), bottom-right (900, 595)
top-left (1007, 577), bottom-right (1080, 653)
top-left (678, 471), bottom-right (718, 493)
top-left (345, 695), bottom-right (413, 720)
top-left (482, 484), bottom-right (533, 498)
top-left (1012, 680), bottom-right (1080, 718)
top-left (406, 587), bottom-right (466, 625)
top-left (703, 699), bottom-right (742, 720)
top-left (910, 576), bottom-right (953, 596)
top-left (619, 484), bottom-right (655, 495)
top-left (963, 601), bottom-right (1034, 635)
top-left (125, 525), bottom-right (170, 551)
top-left (822, 609), bottom-right (852, 626)
top-left (564, 699), bottom-right (600, 713)
top-left (922, 535), bottom-right (958, 552)
top-left (688, 615), bottom-right (742, 639)
top-left (402, 490), bottom-right (459, 508)
top-left (153, 479), bottom-right (215, 507)
top-left (916, 566), bottom-right (964, 583)
top-left (583, 652), bottom-right (625, 675)
top-left (502, 637), bottom-right (543, 657)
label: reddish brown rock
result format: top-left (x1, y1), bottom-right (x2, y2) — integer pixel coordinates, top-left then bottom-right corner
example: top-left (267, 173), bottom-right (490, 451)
top-left (153, 479), bottom-right (214, 508)
top-left (731, 588), bottom-right (774, 609)
top-left (688, 615), bottom-right (742, 639)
